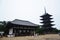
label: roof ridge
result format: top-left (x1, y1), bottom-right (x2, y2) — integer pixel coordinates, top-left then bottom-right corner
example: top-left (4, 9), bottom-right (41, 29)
top-left (10, 19), bottom-right (38, 26)
top-left (13, 19), bottom-right (29, 22)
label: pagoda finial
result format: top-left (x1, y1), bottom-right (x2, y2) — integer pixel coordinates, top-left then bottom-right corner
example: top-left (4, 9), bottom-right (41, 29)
top-left (44, 7), bottom-right (47, 14)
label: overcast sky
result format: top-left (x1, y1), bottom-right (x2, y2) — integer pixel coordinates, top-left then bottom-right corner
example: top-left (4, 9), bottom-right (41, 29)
top-left (0, 0), bottom-right (60, 29)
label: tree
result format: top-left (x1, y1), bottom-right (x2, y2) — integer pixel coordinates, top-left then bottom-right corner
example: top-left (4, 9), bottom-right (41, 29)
top-left (35, 25), bottom-right (44, 35)
top-left (0, 21), bottom-right (7, 31)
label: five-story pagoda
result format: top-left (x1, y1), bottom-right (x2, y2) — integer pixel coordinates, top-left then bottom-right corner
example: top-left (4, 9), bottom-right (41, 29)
top-left (40, 8), bottom-right (55, 34)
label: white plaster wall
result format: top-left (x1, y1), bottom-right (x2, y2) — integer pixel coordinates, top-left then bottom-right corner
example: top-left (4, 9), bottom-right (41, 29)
top-left (9, 28), bottom-right (13, 35)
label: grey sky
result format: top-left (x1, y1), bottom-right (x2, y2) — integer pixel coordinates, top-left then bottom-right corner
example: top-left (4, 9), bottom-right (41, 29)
top-left (0, 0), bottom-right (60, 29)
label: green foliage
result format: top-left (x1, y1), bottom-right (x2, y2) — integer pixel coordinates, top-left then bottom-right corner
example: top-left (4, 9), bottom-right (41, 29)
top-left (35, 25), bottom-right (44, 34)
top-left (35, 25), bottom-right (59, 34)
top-left (0, 21), bottom-right (7, 31)
top-left (51, 28), bottom-right (59, 33)
top-left (0, 25), bottom-right (4, 31)
top-left (56, 30), bottom-right (60, 33)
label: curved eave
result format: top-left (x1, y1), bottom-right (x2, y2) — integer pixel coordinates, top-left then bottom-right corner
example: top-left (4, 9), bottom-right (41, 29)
top-left (40, 15), bottom-right (52, 17)
top-left (40, 21), bottom-right (54, 23)
top-left (42, 24), bottom-right (55, 26)
top-left (40, 13), bottom-right (52, 17)
top-left (40, 18), bottom-right (53, 20)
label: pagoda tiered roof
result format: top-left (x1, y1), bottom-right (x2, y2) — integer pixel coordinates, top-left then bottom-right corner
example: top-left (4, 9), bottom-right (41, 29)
top-left (40, 18), bottom-right (53, 20)
top-left (40, 13), bottom-right (52, 17)
top-left (40, 21), bottom-right (54, 23)
top-left (40, 11), bottom-right (54, 28)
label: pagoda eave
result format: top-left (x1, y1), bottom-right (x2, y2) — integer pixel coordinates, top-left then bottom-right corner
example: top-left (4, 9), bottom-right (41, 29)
top-left (40, 18), bottom-right (53, 20)
top-left (40, 21), bottom-right (54, 23)
top-left (42, 24), bottom-right (55, 26)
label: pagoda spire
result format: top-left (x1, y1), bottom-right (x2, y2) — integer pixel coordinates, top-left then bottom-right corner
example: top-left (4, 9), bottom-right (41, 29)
top-left (44, 7), bottom-right (47, 14)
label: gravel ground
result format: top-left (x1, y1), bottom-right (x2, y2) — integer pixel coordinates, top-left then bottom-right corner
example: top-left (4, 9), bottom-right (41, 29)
top-left (0, 34), bottom-right (60, 40)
